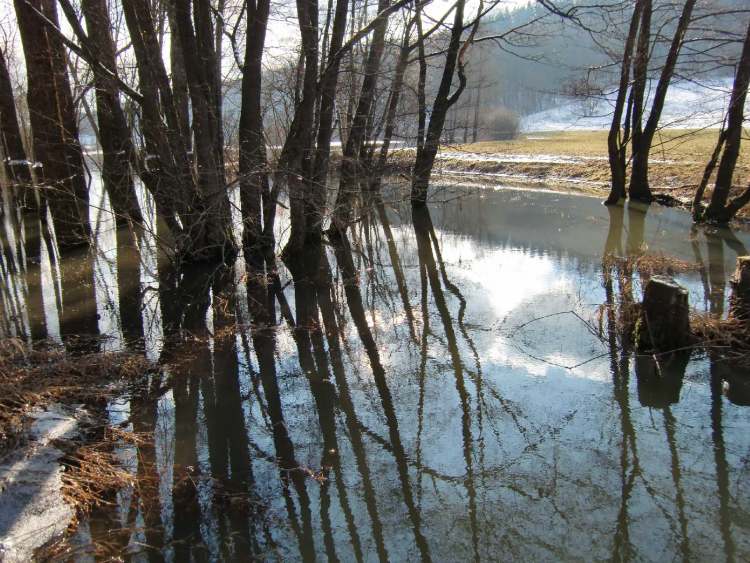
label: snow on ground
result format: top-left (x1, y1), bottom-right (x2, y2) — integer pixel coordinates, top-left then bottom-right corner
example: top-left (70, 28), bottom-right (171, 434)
top-left (521, 77), bottom-right (743, 132)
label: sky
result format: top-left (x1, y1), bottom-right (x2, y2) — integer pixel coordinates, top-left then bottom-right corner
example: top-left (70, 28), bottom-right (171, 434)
top-left (262, 0), bottom-right (533, 57)
top-left (0, 0), bottom-right (532, 82)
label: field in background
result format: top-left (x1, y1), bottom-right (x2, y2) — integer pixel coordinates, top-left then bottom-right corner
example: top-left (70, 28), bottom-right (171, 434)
top-left (390, 129), bottom-right (750, 211)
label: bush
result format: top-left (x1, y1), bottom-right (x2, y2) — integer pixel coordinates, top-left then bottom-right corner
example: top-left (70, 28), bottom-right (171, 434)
top-left (479, 107), bottom-right (520, 141)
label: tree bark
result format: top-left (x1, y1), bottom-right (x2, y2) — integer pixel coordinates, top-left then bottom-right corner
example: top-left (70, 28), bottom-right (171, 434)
top-left (629, 0), bottom-right (696, 203)
top-left (0, 46), bottom-right (34, 209)
top-left (705, 19), bottom-right (750, 222)
top-left (14, 0), bottom-right (90, 248)
top-left (173, 0), bottom-right (231, 253)
top-left (627, 0), bottom-right (652, 203)
top-left (166, 1), bottom-right (191, 149)
top-left (605, 0), bottom-right (643, 205)
top-left (238, 0), bottom-right (272, 253)
top-left (333, 0), bottom-right (391, 232)
top-left (79, 0), bottom-right (143, 226)
top-left (411, 0), bottom-right (473, 206)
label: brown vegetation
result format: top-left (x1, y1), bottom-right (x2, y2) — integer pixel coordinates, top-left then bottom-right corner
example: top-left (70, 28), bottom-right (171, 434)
top-left (0, 338), bottom-right (151, 454)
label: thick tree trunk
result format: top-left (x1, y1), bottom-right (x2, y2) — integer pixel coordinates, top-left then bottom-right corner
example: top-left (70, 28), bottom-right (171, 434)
top-left (124, 0), bottom-right (232, 262)
top-left (123, 0), bottom-right (193, 225)
top-left (239, 0), bottom-right (272, 252)
top-left (283, 0), bottom-right (319, 253)
top-left (14, 0), bottom-right (90, 248)
top-left (166, 2), bottom-right (191, 150)
top-left (0, 46), bottom-right (35, 209)
top-left (80, 0), bottom-right (142, 226)
top-left (173, 0), bottom-right (232, 255)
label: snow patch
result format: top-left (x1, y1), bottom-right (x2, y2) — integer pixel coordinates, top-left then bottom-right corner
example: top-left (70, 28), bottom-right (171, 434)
top-left (521, 77), bottom-right (743, 132)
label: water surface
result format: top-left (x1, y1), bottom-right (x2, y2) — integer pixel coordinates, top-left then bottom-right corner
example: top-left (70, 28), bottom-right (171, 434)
top-left (2, 182), bottom-right (750, 561)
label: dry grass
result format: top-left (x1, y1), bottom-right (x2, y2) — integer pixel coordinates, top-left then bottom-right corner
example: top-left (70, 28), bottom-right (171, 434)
top-left (603, 250), bottom-right (702, 278)
top-left (0, 338), bottom-right (152, 455)
top-left (689, 312), bottom-right (750, 358)
top-left (60, 429), bottom-right (141, 515)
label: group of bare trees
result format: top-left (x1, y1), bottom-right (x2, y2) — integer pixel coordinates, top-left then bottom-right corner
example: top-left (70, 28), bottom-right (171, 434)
top-left (0, 0), bottom-right (502, 272)
top-left (2, 0), bottom-right (750, 280)
top-left (598, 0), bottom-right (750, 223)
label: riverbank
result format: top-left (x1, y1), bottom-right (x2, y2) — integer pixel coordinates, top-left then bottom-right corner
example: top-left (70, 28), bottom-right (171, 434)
top-left (0, 341), bottom-right (151, 559)
top-left (386, 129), bottom-right (750, 215)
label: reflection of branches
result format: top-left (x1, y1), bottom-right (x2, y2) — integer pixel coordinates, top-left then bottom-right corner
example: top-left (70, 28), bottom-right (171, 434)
top-left (331, 230), bottom-right (433, 562)
top-left (413, 207), bottom-right (478, 561)
top-left (663, 407), bottom-right (691, 561)
top-left (510, 310), bottom-right (611, 370)
top-left (710, 357), bottom-right (736, 562)
top-left (315, 250), bottom-right (379, 563)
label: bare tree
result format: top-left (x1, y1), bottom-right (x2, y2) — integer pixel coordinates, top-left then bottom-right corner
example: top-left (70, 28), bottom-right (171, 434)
top-left (700, 19), bottom-right (750, 222)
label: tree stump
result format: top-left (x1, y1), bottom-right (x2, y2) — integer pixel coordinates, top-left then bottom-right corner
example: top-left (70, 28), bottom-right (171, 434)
top-left (729, 256), bottom-right (750, 322)
top-left (636, 275), bottom-right (691, 353)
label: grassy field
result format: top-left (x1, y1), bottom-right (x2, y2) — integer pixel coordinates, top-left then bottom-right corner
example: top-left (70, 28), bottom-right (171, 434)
top-left (394, 129), bottom-right (750, 205)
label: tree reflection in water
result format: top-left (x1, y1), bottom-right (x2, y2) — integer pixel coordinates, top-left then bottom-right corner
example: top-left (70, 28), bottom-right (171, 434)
top-left (3, 186), bottom-right (750, 560)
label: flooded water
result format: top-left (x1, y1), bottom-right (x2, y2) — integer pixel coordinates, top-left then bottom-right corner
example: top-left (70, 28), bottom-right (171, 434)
top-left (2, 180), bottom-right (750, 561)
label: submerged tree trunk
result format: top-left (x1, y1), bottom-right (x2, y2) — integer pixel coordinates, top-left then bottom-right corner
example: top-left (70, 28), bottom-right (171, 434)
top-left (239, 0), bottom-right (271, 253)
top-left (368, 19), bottom-right (413, 194)
top-left (411, 0), bottom-right (474, 206)
top-left (123, 0), bottom-right (233, 262)
top-left (173, 0), bottom-right (232, 256)
top-left (605, 0), bottom-right (643, 205)
top-left (14, 0), bottom-right (90, 248)
top-left (333, 0), bottom-right (391, 232)
top-left (704, 19), bottom-right (750, 222)
top-left (628, 0), bottom-right (695, 203)
top-left (283, 0), bottom-right (320, 253)
top-left (0, 46), bottom-right (34, 209)
top-left (79, 0), bottom-right (143, 226)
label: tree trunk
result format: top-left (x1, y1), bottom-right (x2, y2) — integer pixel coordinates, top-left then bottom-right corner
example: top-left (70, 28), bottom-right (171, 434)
top-left (606, 0), bottom-right (643, 205)
top-left (705, 19), bottom-right (750, 222)
top-left (173, 0), bottom-right (232, 255)
top-left (283, 0), bottom-right (319, 253)
top-left (80, 0), bottom-right (142, 226)
top-left (310, 0), bottom-right (349, 225)
top-left (627, 0), bottom-right (652, 203)
top-left (0, 46), bottom-right (35, 209)
top-left (239, 0), bottom-right (271, 253)
top-left (14, 0), bottom-right (90, 248)
top-left (166, 2), bottom-right (191, 149)
top-left (124, 0), bottom-right (232, 262)
top-left (411, 0), bottom-right (472, 206)
top-left (333, 0), bottom-right (391, 232)
top-left (368, 19), bottom-right (413, 194)
top-left (629, 0), bottom-right (696, 203)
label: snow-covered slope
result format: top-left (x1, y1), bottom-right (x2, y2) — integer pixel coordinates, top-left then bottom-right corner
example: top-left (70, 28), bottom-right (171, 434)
top-left (521, 77), bottom-right (743, 132)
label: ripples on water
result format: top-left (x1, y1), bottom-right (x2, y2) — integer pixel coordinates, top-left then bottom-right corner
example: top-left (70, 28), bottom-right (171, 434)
top-left (1, 179), bottom-right (749, 561)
